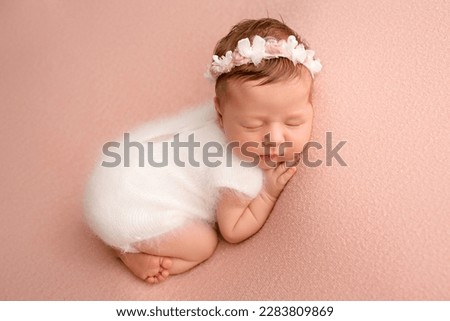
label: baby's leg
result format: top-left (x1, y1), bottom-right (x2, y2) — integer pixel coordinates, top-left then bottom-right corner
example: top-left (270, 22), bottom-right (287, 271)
top-left (117, 221), bottom-right (218, 284)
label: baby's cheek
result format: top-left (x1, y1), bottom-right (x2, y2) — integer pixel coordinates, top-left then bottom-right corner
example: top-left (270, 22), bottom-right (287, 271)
top-left (282, 140), bottom-right (306, 159)
top-left (293, 128), bottom-right (312, 148)
top-left (231, 146), bottom-right (260, 165)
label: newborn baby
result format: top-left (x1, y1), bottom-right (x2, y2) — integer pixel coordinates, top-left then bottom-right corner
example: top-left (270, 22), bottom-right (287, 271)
top-left (84, 17), bottom-right (321, 284)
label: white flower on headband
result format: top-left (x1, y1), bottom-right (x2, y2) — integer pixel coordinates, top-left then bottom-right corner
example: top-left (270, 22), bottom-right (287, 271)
top-left (204, 50), bottom-right (234, 80)
top-left (284, 36), bottom-right (307, 64)
top-left (211, 51), bottom-right (233, 73)
top-left (205, 34), bottom-right (322, 81)
top-left (303, 50), bottom-right (322, 75)
top-left (237, 35), bottom-right (266, 65)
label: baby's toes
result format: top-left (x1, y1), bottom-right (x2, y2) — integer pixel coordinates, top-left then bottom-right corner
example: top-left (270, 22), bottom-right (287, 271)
top-left (134, 267), bottom-right (157, 281)
top-left (161, 270), bottom-right (170, 278)
top-left (155, 270), bottom-right (170, 282)
top-left (161, 257), bottom-right (172, 270)
top-left (156, 273), bottom-right (166, 282)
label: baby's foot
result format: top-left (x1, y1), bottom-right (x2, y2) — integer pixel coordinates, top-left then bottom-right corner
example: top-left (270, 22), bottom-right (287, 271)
top-left (145, 257), bottom-right (172, 284)
top-left (116, 251), bottom-right (173, 284)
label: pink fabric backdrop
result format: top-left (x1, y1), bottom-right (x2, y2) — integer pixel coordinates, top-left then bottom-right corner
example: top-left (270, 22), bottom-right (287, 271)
top-left (1, 0), bottom-right (449, 300)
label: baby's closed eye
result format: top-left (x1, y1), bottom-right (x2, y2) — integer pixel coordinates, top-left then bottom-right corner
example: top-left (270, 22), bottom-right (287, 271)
top-left (285, 117), bottom-right (306, 127)
top-left (240, 122), bottom-right (264, 130)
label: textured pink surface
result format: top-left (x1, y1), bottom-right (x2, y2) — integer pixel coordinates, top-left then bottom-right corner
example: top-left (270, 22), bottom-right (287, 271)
top-left (1, 0), bottom-right (449, 300)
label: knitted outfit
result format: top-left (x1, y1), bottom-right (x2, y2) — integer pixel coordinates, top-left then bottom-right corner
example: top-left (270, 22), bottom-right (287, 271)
top-left (84, 102), bottom-right (263, 252)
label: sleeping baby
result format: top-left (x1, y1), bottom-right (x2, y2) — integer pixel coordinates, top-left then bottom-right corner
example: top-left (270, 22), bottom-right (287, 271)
top-left (84, 17), bottom-right (321, 284)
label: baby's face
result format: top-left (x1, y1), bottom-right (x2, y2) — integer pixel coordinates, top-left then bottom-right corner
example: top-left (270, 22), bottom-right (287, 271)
top-left (215, 70), bottom-right (313, 170)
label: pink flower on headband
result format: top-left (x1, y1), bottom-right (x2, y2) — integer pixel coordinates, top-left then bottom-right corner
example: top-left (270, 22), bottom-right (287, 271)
top-left (265, 37), bottom-right (283, 55)
top-left (232, 51), bottom-right (249, 66)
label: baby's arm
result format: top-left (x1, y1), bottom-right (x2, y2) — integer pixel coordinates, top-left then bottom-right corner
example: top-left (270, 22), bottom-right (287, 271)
top-left (216, 163), bottom-right (297, 243)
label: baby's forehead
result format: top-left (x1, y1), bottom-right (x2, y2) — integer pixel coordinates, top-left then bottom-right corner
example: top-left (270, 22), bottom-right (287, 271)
top-left (228, 70), bottom-right (312, 92)
top-left (226, 76), bottom-right (311, 104)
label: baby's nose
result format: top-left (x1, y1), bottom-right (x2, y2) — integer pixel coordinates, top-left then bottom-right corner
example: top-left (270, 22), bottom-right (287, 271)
top-left (262, 125), bottom-right (286, 149)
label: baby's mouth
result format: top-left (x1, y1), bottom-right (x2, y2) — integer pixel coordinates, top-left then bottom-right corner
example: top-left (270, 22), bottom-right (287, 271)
top-left (259, 153), bottom-right (300, 167)
top-left (259, 154), bottom-right (281, 163)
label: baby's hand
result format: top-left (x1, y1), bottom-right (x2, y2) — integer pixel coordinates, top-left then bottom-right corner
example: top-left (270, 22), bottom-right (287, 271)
top-left (261, 162), bottom-right (297, 203)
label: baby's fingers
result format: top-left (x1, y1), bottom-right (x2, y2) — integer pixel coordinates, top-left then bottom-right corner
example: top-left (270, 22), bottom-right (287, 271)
top-left (274, 161), bottom-right (294, 175)
top-left (276, 164), bottom-right (297, 186)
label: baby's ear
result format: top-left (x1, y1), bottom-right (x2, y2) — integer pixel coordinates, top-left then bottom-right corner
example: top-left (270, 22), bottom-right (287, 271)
top-left (214, 97), bottom-right (223, 128)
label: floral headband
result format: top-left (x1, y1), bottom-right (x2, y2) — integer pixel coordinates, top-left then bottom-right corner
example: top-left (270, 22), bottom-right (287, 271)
top-left (205, 35), bottom-right (322, 81)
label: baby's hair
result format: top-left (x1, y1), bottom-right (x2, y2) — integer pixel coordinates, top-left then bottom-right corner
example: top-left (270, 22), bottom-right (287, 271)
top-left (213, 18), bottom-right (311, 101)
